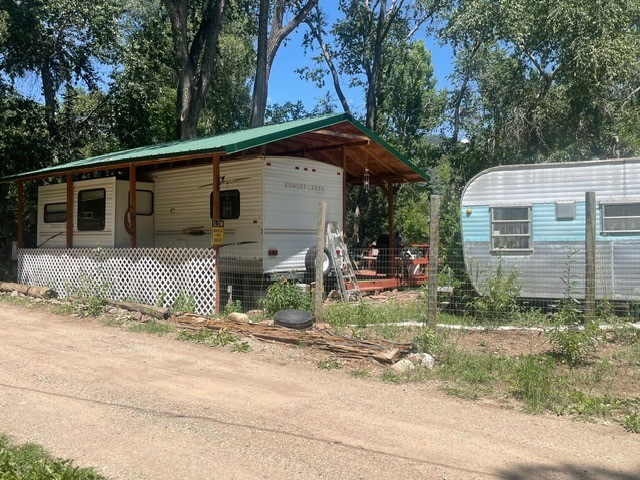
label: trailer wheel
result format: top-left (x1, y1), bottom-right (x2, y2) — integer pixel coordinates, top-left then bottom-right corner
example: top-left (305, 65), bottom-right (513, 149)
top-left (305, 247), bottom-right (332, 275)
top-left (274, 309), bottom-right (314, 330)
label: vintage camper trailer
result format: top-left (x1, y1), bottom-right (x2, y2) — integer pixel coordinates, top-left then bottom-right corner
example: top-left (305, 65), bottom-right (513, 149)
top-left (461, 158), bottom-right (640, 301)
top-left (37, 155), bottom-right (343, 277)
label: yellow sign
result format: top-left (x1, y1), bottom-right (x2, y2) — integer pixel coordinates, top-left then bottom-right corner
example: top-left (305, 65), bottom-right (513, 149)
top-left (211, 220), bottom-right (224, 246)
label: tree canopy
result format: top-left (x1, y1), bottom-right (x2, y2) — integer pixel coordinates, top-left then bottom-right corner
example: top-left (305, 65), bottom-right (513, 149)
top-left (1, 0), bottom-right (639, 261)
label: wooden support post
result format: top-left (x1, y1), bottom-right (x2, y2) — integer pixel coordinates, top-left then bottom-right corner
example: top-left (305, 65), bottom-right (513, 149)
top-left (585, 191), bottom-right (596, 319)
top-left (342, 146), bottom-right (347, 235)
top-left (428, 195), bottom-right (441, 325)
top-left (65, 174), bottom-right (73, 248)
top-left (386, 184), bottom-right (395, 274)
top-left (315, 201), bottom-right (326, 323)
top-left (17, 181), bottom-right (24, 248)
top-left (213, 155), bottom-right (221, 315)
top-left (129, 164), bottom-right (137, 248)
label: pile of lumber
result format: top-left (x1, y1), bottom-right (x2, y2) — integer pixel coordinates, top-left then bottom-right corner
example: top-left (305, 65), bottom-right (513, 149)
top-left (173, 315), bottom-right (412, 364)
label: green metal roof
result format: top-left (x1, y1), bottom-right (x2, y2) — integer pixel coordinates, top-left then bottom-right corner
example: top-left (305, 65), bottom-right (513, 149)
top-left (3, 112), bottom-right (428, 182)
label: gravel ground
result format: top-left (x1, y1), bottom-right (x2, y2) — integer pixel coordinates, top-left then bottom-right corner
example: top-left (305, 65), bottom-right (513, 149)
top-left (0, 302), bottom-right (638, 479)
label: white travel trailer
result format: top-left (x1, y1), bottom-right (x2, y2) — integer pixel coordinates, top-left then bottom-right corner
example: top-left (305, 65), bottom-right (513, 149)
top-left (37, 155), bottom-right (343, 277)
top-left (11, 113), bottom-right (428, 313)
top-left (461, 158), bottom-right (640, 301)
top-left (149, 155), bottom-right (343, 275)
top-left (38, 177), bottom-right (155, 249)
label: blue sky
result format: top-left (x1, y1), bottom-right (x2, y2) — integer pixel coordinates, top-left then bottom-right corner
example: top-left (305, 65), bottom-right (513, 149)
top-left (10, 2), bottom-right (455, 119)
top-left (267, 6), bottom-right (454, 116)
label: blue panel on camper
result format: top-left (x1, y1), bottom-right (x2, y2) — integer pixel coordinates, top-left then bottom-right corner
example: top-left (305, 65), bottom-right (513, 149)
top-left (460, 205), bottom-right (490, 242)
top-left (532, 203), bottom-right (586, 242)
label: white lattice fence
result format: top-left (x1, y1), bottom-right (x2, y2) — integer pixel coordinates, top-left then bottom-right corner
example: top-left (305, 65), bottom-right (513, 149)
top-left (18, 248), bottom-right (217, 315)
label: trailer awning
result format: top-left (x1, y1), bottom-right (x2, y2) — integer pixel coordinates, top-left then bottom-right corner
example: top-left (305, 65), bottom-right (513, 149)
top-left (3, 113), bottom-right (427, 185)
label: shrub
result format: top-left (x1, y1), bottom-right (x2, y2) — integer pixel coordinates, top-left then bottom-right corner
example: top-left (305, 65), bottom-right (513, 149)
top-left (223, 299), bottom-right (242, 316)
top-left (546, 320), bottom-right (600, 366)
top-left (173, 292), bottom-right (196, 313)
top-left (471, 258), bottom-right (522, 323)
top-left (259, 277), bottom-right (312, 315)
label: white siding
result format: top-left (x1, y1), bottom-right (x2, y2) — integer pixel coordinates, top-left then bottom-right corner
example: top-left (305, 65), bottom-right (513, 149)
top-left (263, 156), bottom-right (343, 272)
top-left (114, 180), bottom-right (155, 247)
top-left (38, 178), bottom-right (154, 248)
top-left (149, 158), bottom-right (264, 252)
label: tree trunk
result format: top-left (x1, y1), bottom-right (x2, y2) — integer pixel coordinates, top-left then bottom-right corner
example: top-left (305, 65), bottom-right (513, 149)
top-left (250, 0), bottom-right (270, 127)
top-left (305, 9), bottom-right (351, 114)
top-left (250, 0), bottom-right (317, 128)
top-left (164, 0), bottom-right (227, 139)
top-left (365, 0), bottom-right (386, 130)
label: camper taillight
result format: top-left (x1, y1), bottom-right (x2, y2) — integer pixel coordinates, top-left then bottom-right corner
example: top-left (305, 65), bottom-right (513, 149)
top-left (268, 249), bottom-right (278, 256)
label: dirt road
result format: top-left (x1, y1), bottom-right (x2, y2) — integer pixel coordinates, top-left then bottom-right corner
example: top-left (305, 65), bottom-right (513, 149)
top-left (0, 303), bottom-right (638, 479)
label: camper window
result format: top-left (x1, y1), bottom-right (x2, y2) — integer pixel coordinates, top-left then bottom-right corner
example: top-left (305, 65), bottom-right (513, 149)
top-left (128, 189), bottom-right (154, 216)
top-left (601, 203), bottom-right (640, 233)
top-left (44, 202), bottom-right (66, 223)
top-left (77, 188), bottom-right (106, 231)
top-left (490, 206), bottom-right (532, 252)
top-left (209, 190), bottom-right (240, 219)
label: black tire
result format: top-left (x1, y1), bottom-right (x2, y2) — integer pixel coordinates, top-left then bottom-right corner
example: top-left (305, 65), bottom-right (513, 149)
top-left (305, 247), bottom-right (332, 275)
top-left (274, 309), bottom-right (314, 330)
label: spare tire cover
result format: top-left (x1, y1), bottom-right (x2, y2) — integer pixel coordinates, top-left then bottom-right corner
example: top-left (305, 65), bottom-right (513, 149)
top-left (274, 309), bottom-right (314, 329)
top-left (305, 247), bottom-right (332, 274)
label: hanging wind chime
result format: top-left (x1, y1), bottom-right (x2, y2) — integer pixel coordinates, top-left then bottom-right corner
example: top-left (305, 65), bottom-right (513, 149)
top-left (363, 149), bottom-right (370, 193)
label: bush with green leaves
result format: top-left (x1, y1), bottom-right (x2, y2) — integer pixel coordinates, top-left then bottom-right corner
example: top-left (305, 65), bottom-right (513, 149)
top-left (223, 299), bottom-right (242, 316)
top-left (172, 291), bottom-right (196, 313)
top-left (259, 277), bottom-right (313, 316)
top-left (471, 258), bottom-right (522, 323)
top-left (546, 320), bottom-right (601, 366)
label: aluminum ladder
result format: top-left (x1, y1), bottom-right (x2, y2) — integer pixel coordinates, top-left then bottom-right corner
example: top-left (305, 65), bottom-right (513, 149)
top-left (326, 222), bottom-right (361, 302)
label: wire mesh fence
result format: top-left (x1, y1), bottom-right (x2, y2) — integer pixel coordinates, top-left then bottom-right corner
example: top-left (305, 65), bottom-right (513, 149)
top-left (14, 235), bottom-right (640, 325)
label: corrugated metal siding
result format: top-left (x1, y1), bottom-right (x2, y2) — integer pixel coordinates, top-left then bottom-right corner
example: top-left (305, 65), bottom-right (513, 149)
top-left (532, 203), bottom-right (586, 242)
top-left (464, 241), bottom-right (640, 300)
top-left (462, 159), bottom-right (640, 206)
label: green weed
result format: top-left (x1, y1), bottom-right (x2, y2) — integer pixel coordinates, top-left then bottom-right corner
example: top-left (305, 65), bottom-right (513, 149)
top-left (223, 299), bottom-right (243, 316)
top-left (546, 320), bottom-right (600, 366)
top-left (173, 292), bottom-right (196, 313)
top-left (470, 257), bottom-right (522, 323)
top-left (230, 341), bottom-right (251, 353)
top-left (128, 321), bottom-right (174, 335)
top-left (350, 369), bottom-right (371, 379)
top-left (0, 434), bottom-right (106, 479)
top-left (177, 329), bottom-right (238, 347)
top-left (511, 355), bottom-right (558, 413)
top-left (317, 358), bottom-right (342, 370)
top-left (622, 413), bottom-right (640, 433)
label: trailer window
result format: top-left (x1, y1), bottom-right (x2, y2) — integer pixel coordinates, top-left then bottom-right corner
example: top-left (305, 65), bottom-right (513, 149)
top-left (77, 188), bottom-right (106, 231)
top-left (44, 202), bottom-right (67, 223)
top-left (601, 203), bottom-right (640, 233)
top-left (491, 207), bottom-right (532, 252)
top-left (128, 189), bottom-right (154, 216)
top-left (209, 190), bottom-right (240, 220)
